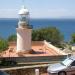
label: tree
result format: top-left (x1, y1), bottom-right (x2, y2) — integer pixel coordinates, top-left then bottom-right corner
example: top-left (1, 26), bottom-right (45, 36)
top-left (32, 27), bottom-right (64, 47)
top-left (70, 33), bottom-right (75, 44)
top-left (8, 34), bottom-right (17, 42)
top-left (0, 39), bottom-right (8, 52)
top-left (7, 27), bottom-right (64, 48)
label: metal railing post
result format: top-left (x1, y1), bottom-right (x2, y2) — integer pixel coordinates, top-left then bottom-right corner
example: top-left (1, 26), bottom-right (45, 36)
top-left (35, 69), bottom-right (39, 75)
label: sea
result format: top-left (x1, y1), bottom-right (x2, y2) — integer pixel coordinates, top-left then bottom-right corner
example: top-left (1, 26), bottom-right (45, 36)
top-left (0, 18), bottom-right (75, 42)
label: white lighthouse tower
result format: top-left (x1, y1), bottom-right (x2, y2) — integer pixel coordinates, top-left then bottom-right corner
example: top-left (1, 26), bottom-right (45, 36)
top-left (16, 6), bottom-right (32, 53)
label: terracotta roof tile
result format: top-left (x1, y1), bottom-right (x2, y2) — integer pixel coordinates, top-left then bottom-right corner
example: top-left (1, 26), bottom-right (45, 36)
top-left (0, 41), bottom-right (64, 57)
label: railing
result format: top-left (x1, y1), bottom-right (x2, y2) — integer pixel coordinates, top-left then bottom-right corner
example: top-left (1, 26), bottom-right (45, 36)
top-left (16, 24), bottom-right (33, 29)
top-left (27, 25), bottom-right (33, 29)
top-left (44, 40), bottom-right (66, 55)
top-left (0, 55), bottom-right (67, 63)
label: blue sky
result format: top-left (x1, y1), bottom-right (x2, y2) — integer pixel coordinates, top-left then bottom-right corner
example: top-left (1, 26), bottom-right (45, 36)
top-left (0, 0), bottom-right (75, 18)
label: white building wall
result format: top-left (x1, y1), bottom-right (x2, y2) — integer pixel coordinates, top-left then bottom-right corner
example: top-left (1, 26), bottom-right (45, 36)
top-left (16, 28), bottom-right (32, 52)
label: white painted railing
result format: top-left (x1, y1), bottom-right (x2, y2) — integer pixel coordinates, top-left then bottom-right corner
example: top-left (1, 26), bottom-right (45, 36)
top-left (44, 40), bottom-right (66, 55)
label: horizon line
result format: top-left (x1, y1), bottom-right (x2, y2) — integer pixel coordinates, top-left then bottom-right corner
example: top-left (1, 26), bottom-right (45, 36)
top-left (0, 17), bottom-right (75, 19)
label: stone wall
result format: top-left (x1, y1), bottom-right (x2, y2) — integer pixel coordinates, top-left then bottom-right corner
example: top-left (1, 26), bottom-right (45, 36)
top-left (6, 67), bottom-right (47, 75)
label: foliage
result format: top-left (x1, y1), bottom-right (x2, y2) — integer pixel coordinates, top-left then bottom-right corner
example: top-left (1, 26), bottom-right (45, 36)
top-left (0, 39), bottom-right (8, 52)
top-left (7, 27), bottom-right (64, 48)
top-left (32, 27), bottom-right (64, 47)
top-left (8, 34), bottom-right (17, 42)
top-left (70, 33), bottom-right (75, 44)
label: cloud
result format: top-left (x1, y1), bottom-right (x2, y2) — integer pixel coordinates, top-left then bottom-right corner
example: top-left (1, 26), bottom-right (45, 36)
top-left (0, 9), bottom-right (18, 18)
top-left (0, 8), bottom-right (75, 19)
top-left (30, 8), bottom-right (75, 19)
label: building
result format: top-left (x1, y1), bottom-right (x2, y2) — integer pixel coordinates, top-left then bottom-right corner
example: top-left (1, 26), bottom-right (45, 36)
top-left (16, 6), bottom-right (32, 53)
top-left (0, 6), bottom-right (66, 57)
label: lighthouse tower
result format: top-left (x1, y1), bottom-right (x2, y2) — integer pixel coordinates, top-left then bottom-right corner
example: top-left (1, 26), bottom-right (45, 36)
top-left (16, 6), bottom-right (32, 53)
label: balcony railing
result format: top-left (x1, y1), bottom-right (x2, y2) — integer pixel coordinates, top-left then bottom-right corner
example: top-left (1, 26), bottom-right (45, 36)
top-left (16, 24), bottom-right (33, 29)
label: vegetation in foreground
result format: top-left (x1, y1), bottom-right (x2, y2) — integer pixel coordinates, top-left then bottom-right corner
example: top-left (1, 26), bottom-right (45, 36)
top-left (32, 27), bottom-right (64, 48)
top-left (8, 27), bottom-right (64, 48)
top-left (0, 39), bottom-right (8, 52)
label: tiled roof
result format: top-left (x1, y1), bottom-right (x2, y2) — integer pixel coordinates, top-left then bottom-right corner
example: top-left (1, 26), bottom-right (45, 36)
top-left (0, 41), bottom-right (66, 57)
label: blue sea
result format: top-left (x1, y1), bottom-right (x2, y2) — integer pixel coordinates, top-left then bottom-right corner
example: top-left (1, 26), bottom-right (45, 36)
top-left (0, 18), bottom-right (75, 41)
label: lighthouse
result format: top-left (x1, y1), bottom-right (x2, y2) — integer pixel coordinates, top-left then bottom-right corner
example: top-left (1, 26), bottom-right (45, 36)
top-left (16, 6), bottom-right (32, 53)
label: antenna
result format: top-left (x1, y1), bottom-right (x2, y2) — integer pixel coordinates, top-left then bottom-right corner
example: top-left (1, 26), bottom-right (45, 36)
top-left (22, 0), bottom-right (26, 8)
top-left (22, 0), bottom-right (25, 6)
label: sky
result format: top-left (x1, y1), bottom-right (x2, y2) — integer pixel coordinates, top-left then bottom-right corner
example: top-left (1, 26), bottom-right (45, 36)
top-left (0, 0), bottom-right (75, 19)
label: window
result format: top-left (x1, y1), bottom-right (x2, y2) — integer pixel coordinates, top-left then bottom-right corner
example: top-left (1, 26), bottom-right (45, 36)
top-left (71, 61), bottom-right (75, 66)
top-left (62, 58), bottom-right (73, 66)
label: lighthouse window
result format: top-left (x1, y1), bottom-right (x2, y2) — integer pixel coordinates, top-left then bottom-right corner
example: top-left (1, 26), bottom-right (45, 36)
top-left (20, 16), bottom-right (27, 21)
top-left (22, 17), bottom-right (26, 21)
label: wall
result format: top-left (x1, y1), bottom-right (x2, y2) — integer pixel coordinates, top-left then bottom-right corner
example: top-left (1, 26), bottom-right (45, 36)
top-left (0, 55), bottom-right (67, 63)
top-left (6, 67), bottom-right (47, 75)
